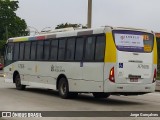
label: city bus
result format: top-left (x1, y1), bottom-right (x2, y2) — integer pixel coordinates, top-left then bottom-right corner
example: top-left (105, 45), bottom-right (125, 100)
top-left (4, 26), bottom-right (157, 99)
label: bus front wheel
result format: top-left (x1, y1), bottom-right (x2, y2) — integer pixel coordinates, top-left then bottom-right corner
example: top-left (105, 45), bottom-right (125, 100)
top-left (15, 74), bottom-right (26, 90)
top-left (92, 93), bottom-right (110, 98)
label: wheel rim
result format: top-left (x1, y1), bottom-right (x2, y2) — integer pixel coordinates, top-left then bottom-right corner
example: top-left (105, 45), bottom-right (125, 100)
top-left (16, 77), bottom-right (21, 87)
top-left (60, 82), bottom-right (67, 95)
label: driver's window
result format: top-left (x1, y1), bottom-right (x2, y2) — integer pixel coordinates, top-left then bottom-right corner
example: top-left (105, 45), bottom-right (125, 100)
top-left (5, 43), bottom-right (14, 61)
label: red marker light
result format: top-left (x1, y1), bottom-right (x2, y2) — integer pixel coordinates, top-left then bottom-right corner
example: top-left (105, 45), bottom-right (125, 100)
top-left (109, 67), bottom-right (115, 83)
top-left (153, 69), bottom-right (157, 83)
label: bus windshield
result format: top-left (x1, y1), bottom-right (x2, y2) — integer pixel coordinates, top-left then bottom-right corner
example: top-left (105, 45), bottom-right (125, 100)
top-left (113, 30), bottom-right (154, 53)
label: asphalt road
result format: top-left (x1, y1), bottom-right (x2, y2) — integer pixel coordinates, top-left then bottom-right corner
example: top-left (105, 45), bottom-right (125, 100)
top-left (0, 76), bottom-right (160, 120)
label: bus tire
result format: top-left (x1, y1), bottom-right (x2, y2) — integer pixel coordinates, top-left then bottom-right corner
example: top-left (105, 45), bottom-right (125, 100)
top-left (58, 78), bottom-right (70, 99)
top-left (92, 93), bottom-right (110, 98)
top-left (15, 74), bottom-right (26, 90)
top-left (58, 78), bottom-right (78, 99)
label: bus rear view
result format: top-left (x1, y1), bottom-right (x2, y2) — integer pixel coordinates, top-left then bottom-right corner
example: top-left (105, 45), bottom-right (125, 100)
top-left (104, 29), bottom-right (157, 95)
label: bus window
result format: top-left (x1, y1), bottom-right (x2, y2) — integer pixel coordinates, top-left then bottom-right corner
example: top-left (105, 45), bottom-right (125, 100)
top-left (13, 43), bottom-right (19, 60)
top-left (19, 42), bottom-right (24, 60)
top-left (84, 36), bottom-right (96, 61)
top-left (95, 35), bottom-right (105, 61)
top-left (58, 39), bottom-right (66, 61)
top-left (5, 43), bottom-right (14, 61)
top-left (31, 42), bottom-right (36, 60)
top-left (24, 42), bottom-right (31, 60)
top-left (50, 40), bottom-right (58, 60)
top-left (113, 30), bottom-right (154, 53)
top-left (37, 41), bottom-right (44, 60)
top-left (66, 38), bottom-right (76, 61)
top-left (44, 40), bottom-right (50, 60)
top-left (75, 37), bottom-right (84, 61)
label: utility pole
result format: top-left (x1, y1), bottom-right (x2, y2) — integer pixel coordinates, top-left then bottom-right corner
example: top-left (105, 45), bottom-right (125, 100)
top-left (87, 0), bottom-right (92, 28)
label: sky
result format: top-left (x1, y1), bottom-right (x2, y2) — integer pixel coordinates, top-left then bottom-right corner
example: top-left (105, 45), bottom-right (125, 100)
top-left (16, 0), bottom-right (160, 32)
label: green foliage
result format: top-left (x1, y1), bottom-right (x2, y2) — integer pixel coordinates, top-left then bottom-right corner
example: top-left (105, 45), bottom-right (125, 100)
top-left (0, 0), bottom-right (28, 40)
top-left (0, 40), bottom-right (6, 56)
top-left (55, 23), bottom-right (87, 29)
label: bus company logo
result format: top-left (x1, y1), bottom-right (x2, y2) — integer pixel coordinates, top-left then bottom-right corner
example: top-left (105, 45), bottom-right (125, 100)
top-left (120, 35), bottom-right (140, 40)
top-left (120, 36), bottom-right (125, 40)
top-left (51, 65), bottom-right (54, 71)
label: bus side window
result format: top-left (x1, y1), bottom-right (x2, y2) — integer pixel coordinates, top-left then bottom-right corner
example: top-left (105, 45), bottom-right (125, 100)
top-left (75, 37), bottom-right (85, 61)
top-left (24, 42), bottom-right (31, 60)
top-left (44, 40), bottom-right (50, 60)
top-left (13, 43), bottom-right (19, 61)
top-left (58, 39), bottom-right (66, 61)
top-left (6, 43), bottom-right (14, 61)
top-left (50, 39), bottom-right (58, 60)
top-left (31, 41), bottom-right (37, 60)
top-left (95, 35), bottom-right (105, 61)
top-left (84, 36), bottom-right (96, 61)
top-left (66, 37), bottom-right (76, 61)
top-left (19, 42), bottom-right (24, 60)
top-left (36, 41), bottom-right (44, 60)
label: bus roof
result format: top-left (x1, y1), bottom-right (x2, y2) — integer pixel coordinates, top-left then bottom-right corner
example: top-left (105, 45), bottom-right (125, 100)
top-left (7, 26), bottom-right (153, 43)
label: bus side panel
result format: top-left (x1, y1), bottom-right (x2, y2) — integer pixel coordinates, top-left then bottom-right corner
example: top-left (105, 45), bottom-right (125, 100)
top-left (103, 32), bottom-right (117, 92)
top-left (69, 62), bottom-right (104, 92)
top-left (104, 32), bottom-right (117, 63)
top-left (4, 64), bottom-right (14, 83)
top-left (153, 37), bottom-right (157, 78)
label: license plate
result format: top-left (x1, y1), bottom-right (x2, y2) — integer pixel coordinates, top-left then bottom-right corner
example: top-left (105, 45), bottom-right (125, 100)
top-left (130, 78), bottom-right (138, 82)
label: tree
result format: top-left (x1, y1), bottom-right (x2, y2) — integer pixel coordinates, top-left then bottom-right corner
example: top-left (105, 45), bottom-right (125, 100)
top-left (55, 23), bottom-right (87, 29)
top-left (0, 0), bottom-right (28, 40)
top-left (0, 40), bottom-right (6, 56)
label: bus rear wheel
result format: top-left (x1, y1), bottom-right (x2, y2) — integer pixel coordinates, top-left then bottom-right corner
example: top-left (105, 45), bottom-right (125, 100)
top-left (58, 78), bottom-right (78, 99)
top-left (15, 74), bottom-right (26, 90)
top-left (92, 93), bottom-right (110, 98)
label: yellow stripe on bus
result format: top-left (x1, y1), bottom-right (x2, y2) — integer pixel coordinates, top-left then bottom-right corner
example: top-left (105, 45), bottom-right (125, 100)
top-left (153, 37), bottom-right (157, 64)
top-left (105, 32), bottom-right (116, 63)
top-left (14, 37), bottom-right (28, 42)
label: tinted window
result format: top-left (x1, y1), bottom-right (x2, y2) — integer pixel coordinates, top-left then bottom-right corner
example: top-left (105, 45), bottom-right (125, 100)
top-left (24, 42), bottom-right (31, 60)
top-left (66, 38), bottom-right (75, 60)
top-left (19, 43), bottom-right (24, 60)
top-left (58, 39), bottom-right (66, 60)
top-left (31, 42), bottom-right (36, 60)
top-left (44, 40), bottom-right (50, 60)
top-left (37, 41), bottom-right (44, 60)
top-left (50, 40), bottom-right (58, 60)
top-left (75, 37), bottom-right (84, 61)
top-left (95, 35), bottom-right (105, 61)
top-left (13, 43), bottom-right (19, 60)
top-left (84, 36), bottom-right (96, 61)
